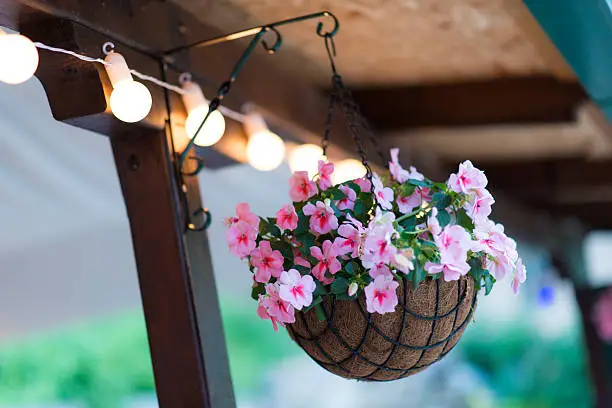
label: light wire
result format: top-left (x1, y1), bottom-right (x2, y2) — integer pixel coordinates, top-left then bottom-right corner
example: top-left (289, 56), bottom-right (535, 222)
top-left (33, 41), bottom-right (247, 123)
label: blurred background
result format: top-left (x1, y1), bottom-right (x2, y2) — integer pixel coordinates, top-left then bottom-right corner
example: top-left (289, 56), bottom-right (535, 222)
top-left (2, 0), bottom-right (612, 407)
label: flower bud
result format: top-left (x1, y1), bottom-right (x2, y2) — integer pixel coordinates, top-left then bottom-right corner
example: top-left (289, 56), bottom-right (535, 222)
top-left (348, 282), bottom-right (358, 297)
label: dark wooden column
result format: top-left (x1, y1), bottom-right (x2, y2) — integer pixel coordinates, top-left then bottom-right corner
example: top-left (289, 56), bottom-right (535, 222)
top-left (111, 128), bottom-right (213, 407)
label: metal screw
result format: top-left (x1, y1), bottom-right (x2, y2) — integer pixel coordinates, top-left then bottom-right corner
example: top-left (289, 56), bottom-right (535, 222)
top-left (128, 154), bottom-right (140, 171)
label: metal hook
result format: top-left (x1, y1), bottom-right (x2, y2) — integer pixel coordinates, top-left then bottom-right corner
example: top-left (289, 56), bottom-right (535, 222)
top-left (261, 26), bottom-right (283, 54)
top-left (316, 11), bottom-right (340, 38)
top-left (181, 156), bottom-right (205, 176)
top-left (188, 207), bottom-right (212, 231)
top-left (102, 41), bottom-right (115, 55)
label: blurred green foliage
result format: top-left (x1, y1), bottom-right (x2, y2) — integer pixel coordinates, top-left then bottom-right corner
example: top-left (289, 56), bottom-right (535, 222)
top-left (460, 323), bottom-right (593, 408)
top-left (0, 301), bottom-right (596, 408)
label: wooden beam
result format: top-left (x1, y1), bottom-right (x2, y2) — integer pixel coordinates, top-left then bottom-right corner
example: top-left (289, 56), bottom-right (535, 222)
top-left (111, 128), bottom-right (213, 407)
top-left (351, 76), bottom-right (587, 131)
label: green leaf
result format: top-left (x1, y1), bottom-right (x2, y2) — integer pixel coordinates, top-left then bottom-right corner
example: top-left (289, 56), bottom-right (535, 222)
top-left (468, 257), bottom-right (485, 290)
top-left (354, 200), bottom-right (367, 216)
top-left (296, 233), bottom-right (315, 257)
top-left (432, 192), bottom-right (452, 210)
top-left (399, 216), bottom-right (416, 230)
top-left (399, 183), bottom-right (416, 197)
top-left (408, 178), bottom-right (432, 188)
top-left (251, 283), bottom-right (265, 300)
top-left (437, 209), bottom-right (451, 228)
top-left (456, 210), bottom-right (474, 231)
top-left (294, 214), bottom-right (309, 235)
top-left (328, 188), bottom-right (346, 200)
top-left (259, 218), bottom-right (281, 238)
top-left (314, 303), bottom-right (327, 321)
top-left (331, 277), bottom-right (349, 295)
top-left (293, 265), bottom-right (310, 275)
top-left (336, 292), bottom-right (358, 301)
top-left (314, 281), bottom-right (328, 297)
top-left (412, 261), bottom-right (426, 287)
top-left (484, 272), bottom-right (495, 295)
top-left (345, 181), bottom-right (361, 193)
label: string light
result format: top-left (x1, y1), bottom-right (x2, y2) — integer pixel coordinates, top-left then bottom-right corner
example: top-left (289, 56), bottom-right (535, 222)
top-left (0, 28), bottom-right (39, 84)
top-left (288, 144), bottom-right (324, 178)
top-left (244, 112), bottom-right (285, 171)
top-left (104, 51), bottom-right (152, 123)
top-left (181, 79), bottom-right (226, 146)
top-left (332, 158), bottom-right (366, 185)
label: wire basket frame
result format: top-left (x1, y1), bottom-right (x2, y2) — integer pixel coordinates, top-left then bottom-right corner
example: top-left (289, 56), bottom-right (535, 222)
top-left (287, 276), bottom-right (477, 381)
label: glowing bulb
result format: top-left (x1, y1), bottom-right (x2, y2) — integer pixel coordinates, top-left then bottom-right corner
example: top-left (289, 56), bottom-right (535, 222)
top-left (104, 52), bottom-right (152, 123)
top-left (182, 81), bottom-right (225, 146)
top-left (332, 158), bottom-right (366, 185)
top-left (0, 29), bottom-right (39, 84)
top-left (244, 112), bottom-right (285, 171)
top-left (288, 144), bottom-right (324, 178)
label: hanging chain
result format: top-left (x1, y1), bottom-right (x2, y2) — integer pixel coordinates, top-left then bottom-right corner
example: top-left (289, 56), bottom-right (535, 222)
top-left (320, 33), bottom-right (388, 185)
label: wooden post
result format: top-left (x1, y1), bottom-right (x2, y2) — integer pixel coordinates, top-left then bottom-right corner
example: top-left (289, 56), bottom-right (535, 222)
top-left (111, 128), bottom-right (215, 407)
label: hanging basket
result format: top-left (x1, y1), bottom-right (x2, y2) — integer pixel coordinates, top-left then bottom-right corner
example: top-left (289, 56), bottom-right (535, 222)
top-left (288, 276), bottom-right (477, 381)
top-left (224, 24), bottom-right (526, 381)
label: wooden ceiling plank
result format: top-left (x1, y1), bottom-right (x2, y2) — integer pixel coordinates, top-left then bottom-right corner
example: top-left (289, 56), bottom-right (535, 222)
top-left (351, 76), bottom-right (587, 131)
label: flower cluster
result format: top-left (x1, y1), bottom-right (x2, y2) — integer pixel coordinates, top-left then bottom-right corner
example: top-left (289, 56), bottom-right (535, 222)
top-left (225, 149), bottom-right (527, 331)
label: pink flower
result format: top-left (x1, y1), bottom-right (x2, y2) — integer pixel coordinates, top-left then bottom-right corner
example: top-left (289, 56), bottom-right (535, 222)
top-left (276, 204), bottom-right (298, 230)
top-left (464, 189), bottom-right (495, 224)
top-left (511, 258), bottom-right (527, 295)
top-left (317, 160), bottom-right (334, 191)
top-left (365, 275), bottom-right (399, 314)
top-left (335, 185), bottom-right (356, 210)
top-left (370, 207), bottom-right (396, 234)
top-left (225, 202), bottom-right (259, 229)
top-left (258, 283), bottom-right (295, 330)
top-left (310, 240), bottom-right (341, 284)
top-left (289, 171), bottom-right (318, 202)
top-left (367, 262), bottom-right (392, 279)
top-left (303, 201), bottom-right (338, 235)
top-left (408, 166), bottom-right (425, 181)
top-left (396, 192), bottom-right (421, 214)
top-left (292, 247), bottom-right (311, 268)
top-left (389, 148), bottom-right (410, 183)
top-left (372, 173), bottom-right (394, 210)
top-left (250, 241), bottom-right (285, 283)
top-left (278, 269), bottom-right (316, 310)
top-left (472, 220), bottom-right (507, 256)
top-left (334, 223), bottom-right (362, 258)
top-left (435, 225), bottom-right (472, 261)
top-left (354, 177), bottom-right (372, 192)
top-left (362, 227), bottom-right (397, 265)
top-left (447, 160), bottom-right (488, 194)
top-left (425, 256), bottom-right (471, 282)
top-left (593, 288), bottom-right (612, 342)
top-left (257, 297), bottom-right (281, 331)
top-left (226, 220), bottom-right (257, 258)
top-left (485, 254), bottom-right (513, 281)
top-left (427, 207), bottom-right (442, 237)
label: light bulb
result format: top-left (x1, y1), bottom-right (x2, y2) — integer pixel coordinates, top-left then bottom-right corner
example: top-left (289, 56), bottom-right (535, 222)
top-left (243, 112), bottom-right (284, 171)
top-left (246, 131), bottom-right (285, 171)
top-left (109, 80), bottom-right (152, 123)
top-left (104, 52), bottom-right (152, 123)
top-left (0, 29), bottom-right (39, 84)
top-left (332, 159), bottom-right (367, 185)
top-left (288, 144), bottom-right (324, 178)
top-left (181, 81), bottom-right (225, 146)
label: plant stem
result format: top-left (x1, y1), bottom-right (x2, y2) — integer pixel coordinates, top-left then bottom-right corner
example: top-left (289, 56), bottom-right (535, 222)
top-left (394, 206), bottom-right (430, 225)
